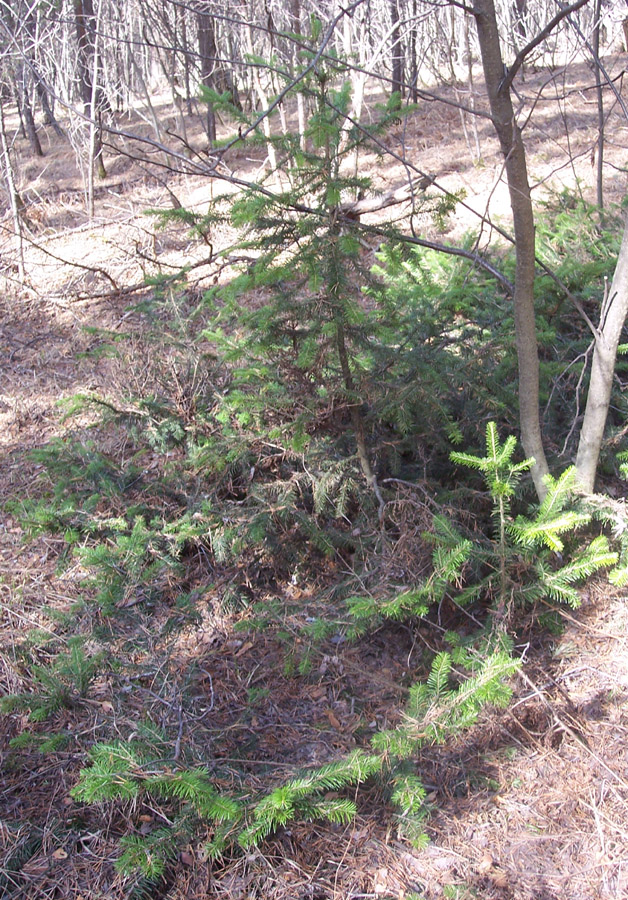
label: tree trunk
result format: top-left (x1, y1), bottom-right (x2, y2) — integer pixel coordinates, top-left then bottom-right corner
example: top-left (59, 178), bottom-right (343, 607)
top-left (391, 0), bottom-right (404, 97)
top-left (17, 68), bottom-right (43, 157)
top-left (473, 0), bottom-right (550, 499)
top-left (245, 22), bottom-right (278, 178)
top-left (74, 0), bottom-right (106, 176)
top-left (592, 0), bottom-right (604, 209)
top-left (513, 0), bottom-right (527, 40)
top-left (290, 0), bottom-right (306, 150)
top-left (197, 10), bottom-right (217, 144)
top-left (0, 98), bottom-right (25, 281)
top-left (575, 214), bottom-right (628, 492)
top-left (25, 5), bottom-right (65, 138)
top-left (409, 0), bottom-right (418, 102)
top-left (36, 77), bottom-right (64, 137)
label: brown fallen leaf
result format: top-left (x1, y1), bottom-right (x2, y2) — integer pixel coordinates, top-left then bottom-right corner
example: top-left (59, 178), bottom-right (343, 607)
top-left (478, 852), bottom-right (494, 874)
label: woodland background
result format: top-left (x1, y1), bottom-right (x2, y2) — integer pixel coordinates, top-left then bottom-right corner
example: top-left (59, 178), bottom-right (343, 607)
top-left (1, 1), bottom-right (628, 899)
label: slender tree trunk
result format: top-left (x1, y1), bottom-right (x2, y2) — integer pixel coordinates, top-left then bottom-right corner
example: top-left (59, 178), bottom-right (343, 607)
top-left (340, 10), bottom-right (367, 195)
top-left (0, 98), bottom-right (25, 281)
top-left (290, 0), bottom-right (306, 150)
top-left (473, 0), bottom-right (549, 499)
top-left (87, 13), bottom-right (102, 220)
top-left (198, 10), bottom-right (217, 144)
top-left (17, 68), bottom-right (43, 157)
top-left (74, 0), bottom-right (106, 177)
top-left (36, 77), bottom-right (64, 137)
top-left (11, 80), bottom-right (26, 140)
top-left (464, 14), bottom-right (482, 161)
top-left (514, 0), bottom-right (527, 39)
top-left (181, 14), bottom-right (193, 115)
top-left (409, 0), bottom-right (418, 102)
top-left (245, 23), bottom-right (278, 177)
top-left (391, 0), bottom-right (403, 97)
top-left (26, 6), bottom-right (65, 138)
top-left (575, 214), bottom-right (628, 492)
top-left (336, 313), bottom-right (385, 523)
top-left (593, 0), bottom-right (604, 209)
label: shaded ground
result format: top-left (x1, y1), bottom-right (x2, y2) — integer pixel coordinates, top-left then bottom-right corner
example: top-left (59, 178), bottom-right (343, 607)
top-left (1, 56), bottom-right (628, 900)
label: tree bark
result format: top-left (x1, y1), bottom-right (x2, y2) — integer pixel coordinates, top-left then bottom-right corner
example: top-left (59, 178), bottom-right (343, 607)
top-left (391, 0), bottom-right (404, 97)
top-left (197, 9), bottom-right (217, 144)
top-left (17, 65), bottom-right (43, 157)
top-left (25, 4), bottom-right (65, 138)
top-left (74, 0), bottom-right (106, 176)
top-left (575, 214), bottom-right (628, 492)
top-left (592, 0), bottom-right (604, 209)
top-left (473, 0), bottom-right (550, 499)
top-left (36, 76), bottom-right (64, 137)
top-left (0, 98), bottom-right (25, 280)
top-left (290, 0), bottom-right (306, 150)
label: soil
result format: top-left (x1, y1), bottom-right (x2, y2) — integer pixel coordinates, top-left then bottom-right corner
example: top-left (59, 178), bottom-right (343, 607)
top-left (1, 56), bottom-right (627, 900)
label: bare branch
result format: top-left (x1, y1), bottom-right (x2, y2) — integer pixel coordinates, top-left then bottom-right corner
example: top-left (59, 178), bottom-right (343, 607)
top-left (500, 0), bottom-right (592, 92)
top-left (339, 175), bottom-right (435, 219)
top-left (0, 222), bottom-right (119, 291)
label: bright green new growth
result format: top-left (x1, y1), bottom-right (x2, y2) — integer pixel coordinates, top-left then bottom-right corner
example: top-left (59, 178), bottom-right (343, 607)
top-left (451, 423), bottom-right (616, 615)
top-left (1, 639), bottom-right (102, 722)
top-left (580, 452), bottom-right (628, 587)
top-left (346, 423), bottom-right (616, 634)
top-left (71, 645), bottom-right (518, 875)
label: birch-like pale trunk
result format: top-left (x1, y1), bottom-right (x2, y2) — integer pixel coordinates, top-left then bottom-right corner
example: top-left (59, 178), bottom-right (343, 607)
top-left (575, 215), bottom-right (628, 492)
top-left (0, 99), bottom-right (26, 281)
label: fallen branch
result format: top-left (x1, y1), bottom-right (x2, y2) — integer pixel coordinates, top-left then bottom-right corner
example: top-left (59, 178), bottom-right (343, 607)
top-left (339, 174), bottom-right (434, 219)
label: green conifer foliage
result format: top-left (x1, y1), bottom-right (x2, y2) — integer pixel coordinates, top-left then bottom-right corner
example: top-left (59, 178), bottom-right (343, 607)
top-left (1, 639), bottom-right (103, 722)
top-left (70, 647), bottom-right (518, 872)
top-left (346, 423), bottom-right (616, 633)
top-left (197, 60), bottom-right (428, 527)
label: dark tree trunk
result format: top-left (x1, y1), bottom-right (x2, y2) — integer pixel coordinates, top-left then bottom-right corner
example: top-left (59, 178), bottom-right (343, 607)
top-left (24, 6), bottom-right (64, 138)
top-left (35, 75), bottom-right (64, 137)
top-left (409, 0), bottom-right (418, 102)
top-left (513, 0), bottom-right (527, 40)
top-left (197, 10), bottom-right (217, 144)
top-left (17, 68), bottom-right (43, 157)
top-left (473, 0), bottom-right (549, 498)
top-left (74, 0), bottom-right (93, 109)
top-left (391, 0), bottom-right (404, 98)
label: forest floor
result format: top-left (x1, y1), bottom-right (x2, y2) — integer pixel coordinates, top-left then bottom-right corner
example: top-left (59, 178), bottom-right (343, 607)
top-left (1, 58), bottom-right (628, 900)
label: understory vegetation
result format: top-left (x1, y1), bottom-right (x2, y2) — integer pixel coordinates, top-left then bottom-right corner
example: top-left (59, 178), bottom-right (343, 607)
top-left (3, 61), bottom-right (628, 900)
